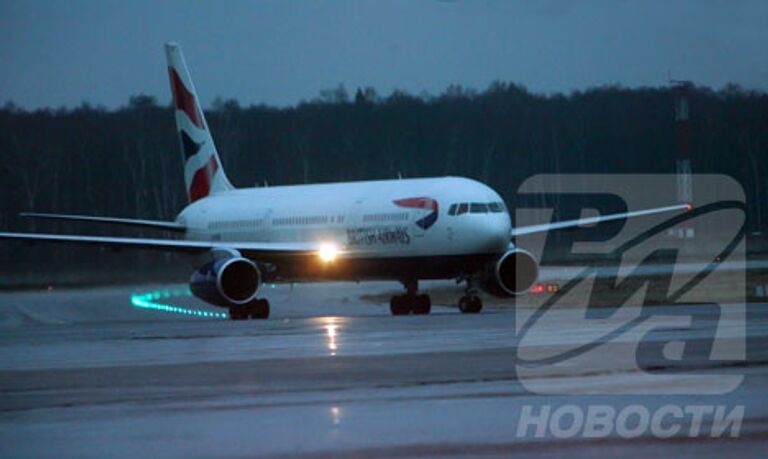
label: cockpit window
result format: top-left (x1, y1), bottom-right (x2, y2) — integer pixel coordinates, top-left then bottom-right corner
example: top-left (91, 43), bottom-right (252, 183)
top-left (470, 203), bottom-right (488, 213)
top-left (449, 201), bottom-right (505, 216)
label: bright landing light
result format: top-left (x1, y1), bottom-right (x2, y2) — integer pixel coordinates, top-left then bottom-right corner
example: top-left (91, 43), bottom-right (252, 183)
top-left (318, 242), bottom-right (339, 262)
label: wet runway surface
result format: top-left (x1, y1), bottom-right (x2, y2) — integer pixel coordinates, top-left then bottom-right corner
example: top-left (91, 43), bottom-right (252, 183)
top-left (0, 282), bottom-right (766, 458)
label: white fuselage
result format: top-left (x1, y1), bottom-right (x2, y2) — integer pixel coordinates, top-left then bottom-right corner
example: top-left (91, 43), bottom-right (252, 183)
top-left (177, 176), bottom-right (510, 265)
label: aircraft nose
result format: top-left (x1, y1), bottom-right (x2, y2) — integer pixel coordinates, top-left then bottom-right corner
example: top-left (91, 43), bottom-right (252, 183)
top-left (471, 214), bottom-right (510, 253)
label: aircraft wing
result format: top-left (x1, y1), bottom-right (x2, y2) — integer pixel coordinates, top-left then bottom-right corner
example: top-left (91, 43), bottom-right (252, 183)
top-left (511, 203), bottom-right (691, 238)
top-left (20, 212), bottom-right (186, 232)
top-left (0, 232), bottom-right (318, 256)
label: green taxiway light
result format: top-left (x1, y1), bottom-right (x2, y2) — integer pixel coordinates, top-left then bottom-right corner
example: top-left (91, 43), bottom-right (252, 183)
top-left (130, 289), bottom-right (227, 319)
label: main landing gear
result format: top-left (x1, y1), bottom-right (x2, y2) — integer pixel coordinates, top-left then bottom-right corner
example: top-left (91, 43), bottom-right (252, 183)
top-left (228, 298), bottom-right (270, 320)
top-left (390, 280), bottom-right (431, 316)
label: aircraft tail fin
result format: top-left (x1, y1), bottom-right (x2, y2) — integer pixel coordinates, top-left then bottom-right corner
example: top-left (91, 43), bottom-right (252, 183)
top-left (165, 42), bottom-right (233, 203)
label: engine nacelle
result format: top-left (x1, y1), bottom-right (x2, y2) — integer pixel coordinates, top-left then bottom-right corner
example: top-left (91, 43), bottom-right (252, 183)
top-left (482, 248), bottom-right (539, 297)
top-left (190, 257), bottom-right (261, 307)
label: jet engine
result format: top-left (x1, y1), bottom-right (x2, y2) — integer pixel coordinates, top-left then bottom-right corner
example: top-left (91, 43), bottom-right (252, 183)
top-left (482, 248), bottom-right (539, 297)
top-left (190, 257), bottom-right (261, 306)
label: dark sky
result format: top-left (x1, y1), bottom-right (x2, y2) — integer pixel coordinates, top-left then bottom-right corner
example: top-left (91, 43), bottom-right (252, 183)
top-left (2, 0), bottom-right (767, 110)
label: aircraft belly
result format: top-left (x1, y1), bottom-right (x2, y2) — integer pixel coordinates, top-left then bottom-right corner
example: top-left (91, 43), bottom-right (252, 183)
top-left (256, 252), bottom-right (501, 283)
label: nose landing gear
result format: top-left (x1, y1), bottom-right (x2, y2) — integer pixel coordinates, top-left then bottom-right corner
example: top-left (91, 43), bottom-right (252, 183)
top-left (458, 294), bottom-right (482, 314)
top-left (457, 277), bottom-right (483, 314)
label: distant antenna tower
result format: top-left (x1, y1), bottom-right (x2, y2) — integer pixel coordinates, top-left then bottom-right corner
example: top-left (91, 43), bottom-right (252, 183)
top-left (672, 80), bottom-right (694, 238)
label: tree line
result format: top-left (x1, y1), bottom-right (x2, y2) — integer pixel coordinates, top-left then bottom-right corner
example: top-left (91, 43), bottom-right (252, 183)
top-left (0, 82), bottom-right (766, 284)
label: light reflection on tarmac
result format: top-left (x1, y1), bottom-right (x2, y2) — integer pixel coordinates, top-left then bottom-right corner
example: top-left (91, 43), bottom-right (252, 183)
top-left (0, 281), bottom-right (766, 458)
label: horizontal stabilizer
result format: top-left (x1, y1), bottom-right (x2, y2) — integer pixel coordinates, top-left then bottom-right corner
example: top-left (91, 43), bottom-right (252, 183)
top-left (20, 213), bottom-right (186, 232)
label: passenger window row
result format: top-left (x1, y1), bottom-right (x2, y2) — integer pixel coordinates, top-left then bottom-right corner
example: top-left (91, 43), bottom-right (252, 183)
top-left (272, 215), bottom-right (346, 226)
top-left (209, 219), bottom-right (265, 230)
top-left (363, 212), bottom-right (409, 223)
top-left (273, 215), bottom-right (330, 226)
top-left (447, 202), bottom-right (505, 216)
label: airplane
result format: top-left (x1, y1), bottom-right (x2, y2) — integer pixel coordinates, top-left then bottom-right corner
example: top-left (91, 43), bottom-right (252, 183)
top-left (0, 43), bottom-right (690, 320)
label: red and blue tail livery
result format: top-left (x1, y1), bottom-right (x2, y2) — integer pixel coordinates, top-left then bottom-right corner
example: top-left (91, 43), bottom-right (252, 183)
top-left (168, 67), bottom-right (204, 129)
top-left (165, 42), bottom-right (232, 203)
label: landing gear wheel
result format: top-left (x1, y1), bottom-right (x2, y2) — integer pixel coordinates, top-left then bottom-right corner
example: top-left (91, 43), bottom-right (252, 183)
top-left (458, 295), bottom-right (482, 314)
top-left (228, 307), bottom-right (249, 321)
top-left (412, 294), bottom-right (431, 315)
top-left (248, 299), bottom-right (270, 319)
top-left (390, 295), bottom-right (410, 316)
top-left (390, 281), bottom-right (431, 316)
top-left (228, 299), bottom-right (270, 320)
